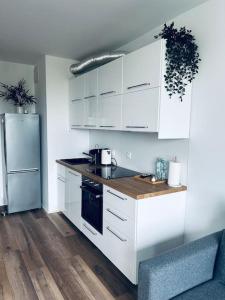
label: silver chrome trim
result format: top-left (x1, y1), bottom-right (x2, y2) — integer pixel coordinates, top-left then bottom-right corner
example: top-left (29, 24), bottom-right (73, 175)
top-left (84, 95), bottom-right (96, 99)
top-left (100, 91), bottom-right (116, 96)
top-left (8, 168), bottom-right (39, 174)
top-left (99, 125), bottom-right (115, 128)
top-left (107, 189), bottom-right (127, 201)
top-left (106, 208), bottom-right (127, 221)
top-left (106, 226), bottom-right (127, 242)
top-left (127, 83), bottom-right (150, 90)
top-left (126, 126), bottom-right (148, 129)
top-left (57, 176), bottom-right (65, 183)
top-left (83, 223), bottom-right (97, 235)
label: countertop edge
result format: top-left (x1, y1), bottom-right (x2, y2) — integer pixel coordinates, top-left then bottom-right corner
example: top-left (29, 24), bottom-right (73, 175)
top-left (56, 160), bottom-right (187, 200)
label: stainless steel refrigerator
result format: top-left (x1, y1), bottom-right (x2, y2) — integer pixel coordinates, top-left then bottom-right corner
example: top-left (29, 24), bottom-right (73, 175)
top-left (1, 114), bottom-right (41, 213)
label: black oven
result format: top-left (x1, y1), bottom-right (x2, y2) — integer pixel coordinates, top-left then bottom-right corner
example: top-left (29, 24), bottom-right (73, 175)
top-left (80, 176), bottom-right (103, 234)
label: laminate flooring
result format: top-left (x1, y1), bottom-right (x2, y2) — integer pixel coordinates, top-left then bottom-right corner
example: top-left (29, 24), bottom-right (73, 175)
top-left (0, 210), bottom-right (137, 300)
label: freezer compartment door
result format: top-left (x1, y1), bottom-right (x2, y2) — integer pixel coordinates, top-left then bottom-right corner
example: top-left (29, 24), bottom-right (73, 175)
top-left (7, 171), bottom-right (41, 213)
top-left (4, 114), bottom-right (40, 171)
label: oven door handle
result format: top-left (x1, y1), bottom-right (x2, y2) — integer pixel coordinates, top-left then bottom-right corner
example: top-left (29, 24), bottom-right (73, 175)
top-left (80, 186), bottom-right (102, 199)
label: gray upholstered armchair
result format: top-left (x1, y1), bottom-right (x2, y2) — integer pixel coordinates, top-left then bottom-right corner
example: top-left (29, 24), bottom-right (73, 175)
top-left (138, 230), bottom-right (225, 300)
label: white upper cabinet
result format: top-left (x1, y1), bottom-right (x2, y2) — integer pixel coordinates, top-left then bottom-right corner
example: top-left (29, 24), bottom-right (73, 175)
top-left (98, 95), bottom-right (122, 130)
top-left (84, 69), bottom-right (98, 99)
top-left (122, 88), bottom-right (160, 132)
top-left (98, 57), bottom-right (123, 97)
top-left (69, 75), bottom-right (84, 101)
top-left (70, 99), bottom-right (84, 128)
top-left (68, 39), bottom-right (192, 138)
top-left (83, 97), bottom-right (98, 128)
top-left (123, 40), bottom-right (162, 93)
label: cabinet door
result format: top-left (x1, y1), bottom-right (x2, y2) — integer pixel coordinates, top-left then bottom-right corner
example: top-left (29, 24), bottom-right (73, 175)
top-left (103, 221), bottom-right (136, 284)
top-left (83, 97), bottom-right (98, 129)
top-left (70, 99), bottom-right (84, 128)
top-left (84, 69), bottom-right (98, 99)
top-left (66, 170), bottom-right (82, 230)
top-left (69, 75), bottom-right (84, 101)
top-left (123, 40), bottom-right (162, 93)
top-left (98, 95), bottom-right (122, 130)
top-left (57, 176), bottom-right (65, 212)
top-left (99, 58), bottom-right (123, 97)
top-left (122, 88), bottom-right (160, 132)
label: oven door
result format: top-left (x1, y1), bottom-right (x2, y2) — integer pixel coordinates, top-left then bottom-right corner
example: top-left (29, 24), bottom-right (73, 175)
top-left (81, 185), bottom-right (103, 234)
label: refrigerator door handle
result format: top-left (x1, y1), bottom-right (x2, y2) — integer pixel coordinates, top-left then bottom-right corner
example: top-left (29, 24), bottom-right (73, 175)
top-left (8, 168), bottom-right (39, 174)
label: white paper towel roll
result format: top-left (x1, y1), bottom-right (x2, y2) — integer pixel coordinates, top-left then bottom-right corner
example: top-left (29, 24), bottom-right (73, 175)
top-left (168, 161), bottom-right (182, 187)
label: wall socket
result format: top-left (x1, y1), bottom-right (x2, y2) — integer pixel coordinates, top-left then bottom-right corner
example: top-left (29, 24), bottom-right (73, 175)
top-left (111, 150), bottom-right (116, 157)
top-left (126, 152), bottom-right (132, 160)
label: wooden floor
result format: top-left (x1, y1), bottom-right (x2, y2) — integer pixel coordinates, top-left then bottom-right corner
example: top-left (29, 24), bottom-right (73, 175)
top-left (0, 209), bottom-right (137, 300)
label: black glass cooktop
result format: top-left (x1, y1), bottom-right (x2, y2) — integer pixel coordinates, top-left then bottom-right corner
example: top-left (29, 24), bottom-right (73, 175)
top-left (86, 164), bottom-right (140, 180)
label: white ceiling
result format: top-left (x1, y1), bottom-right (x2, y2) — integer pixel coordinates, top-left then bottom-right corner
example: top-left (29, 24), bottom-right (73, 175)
top-left (0, 0), bottom-right (207, 65)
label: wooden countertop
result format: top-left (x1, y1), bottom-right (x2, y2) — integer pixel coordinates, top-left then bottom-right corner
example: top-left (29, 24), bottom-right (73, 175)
top-left (56, 160), bottom-right (187, 200)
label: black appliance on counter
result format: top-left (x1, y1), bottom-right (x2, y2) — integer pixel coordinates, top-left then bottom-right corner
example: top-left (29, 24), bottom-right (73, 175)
top-left (86, 164), bottom-right (140, 180)
top-left (83, 148), bottom-right (109, 165)
top-left (80, 176), bottom-right (103, 234)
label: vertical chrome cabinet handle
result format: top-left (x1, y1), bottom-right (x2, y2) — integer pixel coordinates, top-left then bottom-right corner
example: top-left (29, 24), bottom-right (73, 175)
top-left (106, 226), bottom-right (127, 242)
top-left (106, 208), bottom-right (127, 221)
top-left (107, 189), bottom-right (127, 201)
top-left (83, 223), bottom-right (97, 235)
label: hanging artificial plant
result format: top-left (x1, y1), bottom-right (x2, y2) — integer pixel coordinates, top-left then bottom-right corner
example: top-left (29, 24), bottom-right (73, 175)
top-left (155, 22), bottom-right (201, 101)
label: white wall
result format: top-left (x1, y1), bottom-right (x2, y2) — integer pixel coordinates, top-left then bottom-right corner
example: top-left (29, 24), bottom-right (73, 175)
top-left (36, 55), bottom-right (89, 213)
top-left (90, 0), bottom-right (225, 242)
top-left (0, 61), bottom-right (34, 205)
top-left (90, 131), bottom-right (189, 183)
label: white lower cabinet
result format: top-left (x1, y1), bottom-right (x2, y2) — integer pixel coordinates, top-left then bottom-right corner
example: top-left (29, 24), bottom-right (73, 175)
top-left (81, 219), bottom-right (103, 250)
top-left (103, 221), bottom-right (136, 283)
top-left (59, 165), bottom-right (186, 285)
top-left (57, 165), bottom-right (66, 212)
top-left (65, 169), bottom-right (82, 230)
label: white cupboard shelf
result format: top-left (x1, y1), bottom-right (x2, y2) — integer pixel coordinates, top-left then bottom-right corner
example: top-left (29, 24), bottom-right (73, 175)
top-left (69, 39), bottom-right (192, 139)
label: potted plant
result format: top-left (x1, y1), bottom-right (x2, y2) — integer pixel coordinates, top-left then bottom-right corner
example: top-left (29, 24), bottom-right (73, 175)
top-left (155, 22), bottom-right (201, 101)
top-left (0, 79), bottom-right (37, 113)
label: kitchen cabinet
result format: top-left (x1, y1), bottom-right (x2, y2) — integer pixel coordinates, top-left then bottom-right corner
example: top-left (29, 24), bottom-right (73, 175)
top-left (57, 163), bottom-right (186, 284)
top-left (98, 95), bottom-right (122, 129)
top-left (70, 99), bottom-right (84, 128)
top-left (103, 185), bottom-right (186, 284)
top-left (84, 69), bottom-right (98, 99)
top-left (83, 97), bottom-right (98, 128)
top-left (69, 75), bottom-right (84, 101)
top-left (122, 88), bottom-right (160, 132)
top-left (65, 169), bottom-right (82, 230)
top-left (123, 40), bottom-right (162, 93)
top-left (57, 164), bottom-right (66, 212)
top-left (68, 39), bottom-right (192, 138)
top-left (98, 57), bottom-right (123, 97)
top-left (81, 219), bottom-right (103, 250)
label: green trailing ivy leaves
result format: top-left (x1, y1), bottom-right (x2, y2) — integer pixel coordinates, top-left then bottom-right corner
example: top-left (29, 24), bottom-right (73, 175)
top-left (155, 22), bottom-right (201, 101)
